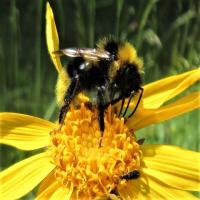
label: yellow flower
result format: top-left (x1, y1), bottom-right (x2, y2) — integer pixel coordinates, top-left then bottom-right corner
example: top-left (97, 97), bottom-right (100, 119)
top-left (0, 87), bottom-right (200, 199)
top-left (0, 2), bottom-right (200, 199)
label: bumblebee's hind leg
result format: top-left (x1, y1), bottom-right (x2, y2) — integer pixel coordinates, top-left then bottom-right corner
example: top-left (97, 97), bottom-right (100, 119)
top-left (118, 97), bottom-right (125, 117)
top-left (59, 76), bottom-right (80, 124)
top-left (121, 90), bottom-right (135, 117)
top-left (126, 87), bottom-right (143, 119)
top-left (109, 83), bottom-right (125, 117)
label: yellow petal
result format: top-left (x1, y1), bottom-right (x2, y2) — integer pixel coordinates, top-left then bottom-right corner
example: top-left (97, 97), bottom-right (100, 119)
top-left (143, 68), bottom-right (200, 109)
top-left (142, 145), bottom-right (200, 191)
top-left (0, 113), bottom-right (55, 150)
top-left (36, 171), bottom-right (73, 200)
top-left (50, 185), bottom-right (73, 200)
top-left (145, 176), bottom-right (200, 200)
top-left (127, 92), bottom-right (200, 130)
top-left (118, 176), bottom-right (199, 200)
top-left (0, 152), bottom-right (55, 200)
top-left (37, 170), bottom-right (56, 198)
top-left (46, 2), bottom-right (62, 73)
top-left (117, 179), bottom-right (147, 200)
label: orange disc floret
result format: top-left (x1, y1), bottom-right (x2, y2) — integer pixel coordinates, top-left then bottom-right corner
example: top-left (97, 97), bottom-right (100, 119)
top-left (48, 104), bottom-right (142, 199)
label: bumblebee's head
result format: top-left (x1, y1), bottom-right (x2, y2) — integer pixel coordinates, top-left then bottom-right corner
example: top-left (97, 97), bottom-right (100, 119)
top-left (103, 40), bottom-right (119, 61)
top-left (97, 38), bottom-right (119, 61)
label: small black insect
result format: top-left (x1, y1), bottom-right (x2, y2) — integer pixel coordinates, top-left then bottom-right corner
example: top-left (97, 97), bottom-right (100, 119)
top-left (137, 138), bottom-right (145, 145)
top-left (120, 170), bottom-right (140, 180)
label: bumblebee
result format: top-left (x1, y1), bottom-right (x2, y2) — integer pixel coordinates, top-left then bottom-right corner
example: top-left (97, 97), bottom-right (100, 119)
top-left (54, 38), bottom-right (143, 134)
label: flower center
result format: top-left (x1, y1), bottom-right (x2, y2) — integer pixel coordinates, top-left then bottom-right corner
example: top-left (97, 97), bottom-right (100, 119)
top-left (48, 104), bottom-right (142, 198)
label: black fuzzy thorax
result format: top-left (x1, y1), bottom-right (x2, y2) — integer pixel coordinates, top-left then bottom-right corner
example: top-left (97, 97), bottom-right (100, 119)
top-left (67, 57), bottom-right (111, 91)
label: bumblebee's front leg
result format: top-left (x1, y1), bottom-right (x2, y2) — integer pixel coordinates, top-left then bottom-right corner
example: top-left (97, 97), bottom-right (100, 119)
top-left (97, 86), bottom-right (106, 133)
top-left (59, 76), bottom-right (80, 124)
top-left (97, 86), bottom-right (107, 147)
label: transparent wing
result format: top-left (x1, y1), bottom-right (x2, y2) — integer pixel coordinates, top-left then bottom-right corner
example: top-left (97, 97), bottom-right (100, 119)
top-left (53, 48), bottom-right (111, 61)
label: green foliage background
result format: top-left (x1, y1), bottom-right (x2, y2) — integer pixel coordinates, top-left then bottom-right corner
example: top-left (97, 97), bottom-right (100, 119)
top-left (0, 0), bottom-right (199, 199)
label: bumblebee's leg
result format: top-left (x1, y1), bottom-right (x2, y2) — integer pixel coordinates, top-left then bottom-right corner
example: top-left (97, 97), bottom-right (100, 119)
top-left (97, 86), bottom-right (107, 147)
top-left (97, 86), bottom-right (106, 133)
top-left (109, 83), bottom-right (118, 103)
top-left (109, 67), bottom-right (130, 113)
top-left (118, 97), bottom-right (125, 117)
top-left (127, 87), bottom-right (143, 118)
top-left (122, 91), bottom-right (135, 118)
top-left (59, 76), bottom-right (80, 124)
top-left (109, 83), bottom-right (124, 117)
top-left (109, 95), bottom-right (122, 106)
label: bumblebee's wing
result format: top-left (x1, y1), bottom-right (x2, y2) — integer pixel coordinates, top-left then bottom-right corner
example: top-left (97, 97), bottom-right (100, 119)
top-left (53, 48), bottom-right (111, 61)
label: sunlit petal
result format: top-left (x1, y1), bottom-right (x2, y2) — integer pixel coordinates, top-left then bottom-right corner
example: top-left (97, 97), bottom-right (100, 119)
top-left (37, 170), bottom-right (56, 198)
top-left (142, 144), bottom-right (200, 191)
top-left (46, 2), bottom-right (62, 73)
top-left (47, 185), bottom-right (73, 200)
top-left (146, 176), bottom-right (199, 200)
top-left (0, 152), bottom-right (55, 200)
top-left (118, 176), bottom-right (199, 200)
top-left (118, 179), bottom-right (147, 200)
top-left (0, 113), bottom-right (55, 150)
top-left (127, 92), bottom-right (200, 130)
top-left (36, 171), bottom-right (73, 200)
top-left (142, 68), bottom-right (200, 109)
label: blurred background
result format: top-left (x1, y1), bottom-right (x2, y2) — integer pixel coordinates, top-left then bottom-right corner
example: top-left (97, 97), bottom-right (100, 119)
top-left (0, 0), bottom-right (199, 199)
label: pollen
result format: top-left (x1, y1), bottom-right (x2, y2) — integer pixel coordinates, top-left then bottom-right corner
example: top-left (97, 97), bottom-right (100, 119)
top-left (48, 104), bottom-right (142, 199)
